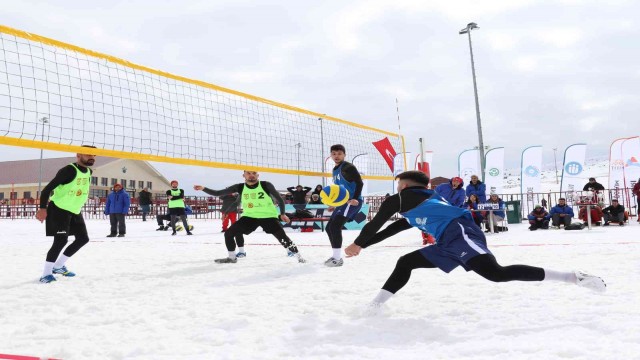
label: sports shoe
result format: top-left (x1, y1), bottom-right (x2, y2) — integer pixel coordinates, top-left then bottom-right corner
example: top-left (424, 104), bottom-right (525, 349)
top-left (236, 252), bottom-right (247, 258)
top-left (106, 234), bottom-right (116, 237)
top-left (171, 231), bottom-right (177, 236)
top-left (156, 226), bottom-right (165, 231)
top-left (52, 266), bottom-right (76, 277)
top-left (39, 275), bottom-right (57, 283)
top-left (603, 222), bottom-right (610, 226)
top-left (117, 234), bottom-right (125, 237)
top-left (186, 231), bottom-right (193, 235)
top-left (575, 270), bottom-right (606, 293)
top-left (619, 223), bottom-right (624, 227)
top-left (287, 250), bottom-right (295, 257)
top-left (324, 257), bottom-right (344, 267)
top-left (163, 226), bottom-right (170, 231)
top-left (214, 257), bottom-right (237, 264)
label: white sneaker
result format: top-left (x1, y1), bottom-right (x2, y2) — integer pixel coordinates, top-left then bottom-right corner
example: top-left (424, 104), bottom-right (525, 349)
top-left (575, 270), bottom-right (606, 293)
top-left (324, 257), bottom-right (344, 267)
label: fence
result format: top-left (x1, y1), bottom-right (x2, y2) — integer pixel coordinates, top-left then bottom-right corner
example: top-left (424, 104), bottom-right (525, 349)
top-left (1, 188), bottom-right (637, 221)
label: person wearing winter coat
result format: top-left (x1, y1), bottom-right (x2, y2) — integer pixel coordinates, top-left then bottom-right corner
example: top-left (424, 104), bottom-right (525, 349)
top-left (466, 194), bottom-right (484, 228)
top-left (528, 205), bottom-right (550, 231)
top-left (549, 198), bottom-right (574, 228)
top-left (578, 204), bottom-right (604, 226)
top-left (602, 199), bottom-right (625, 226)
top-left (484, 194), bottom-right (507, 232)
top-left (435, 177), bottom-right (465, 208)
top-left (465, 175), bottom-right (487, 203)
top-left (105, 183), bottom-right (131, 237)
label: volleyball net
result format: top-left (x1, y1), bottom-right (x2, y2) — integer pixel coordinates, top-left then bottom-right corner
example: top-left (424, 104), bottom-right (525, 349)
top-left (0, 25), bottom-right (404, 179)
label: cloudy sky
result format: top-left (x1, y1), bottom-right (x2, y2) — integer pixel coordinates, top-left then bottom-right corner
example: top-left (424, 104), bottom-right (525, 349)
top-left (1, 0), bottom-right (639, 193)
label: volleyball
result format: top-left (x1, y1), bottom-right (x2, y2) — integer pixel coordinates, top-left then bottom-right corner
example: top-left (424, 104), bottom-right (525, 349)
top-left (175, 224), bottom-right (194, 232)
top-left (320, 185), bottom-right (350, 207)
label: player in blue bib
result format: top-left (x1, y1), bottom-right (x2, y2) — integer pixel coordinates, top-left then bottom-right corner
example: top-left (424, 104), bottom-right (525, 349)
top-left (344, 171), bottom-right (607, 308)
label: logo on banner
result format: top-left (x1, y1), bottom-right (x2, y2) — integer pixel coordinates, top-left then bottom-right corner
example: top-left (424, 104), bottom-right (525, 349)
top-left (625, 157), bottom-right (640, 168)
top-left (488, 168), bottom-right (500, 177)
top-left (610, 159), bottom-right (624, 170)
top-left (564, 162), bottom-right (583, 176)
top-left (524, 166), bottom-right (540, 177)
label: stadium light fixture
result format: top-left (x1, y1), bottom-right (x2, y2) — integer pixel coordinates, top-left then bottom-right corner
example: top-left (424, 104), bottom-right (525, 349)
top-left (459, 22), bottom-right (486, 181)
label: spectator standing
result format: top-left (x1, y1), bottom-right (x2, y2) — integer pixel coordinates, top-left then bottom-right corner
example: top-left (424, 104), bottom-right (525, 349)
top-left (435, 177), bottom-right (465, 208)
top-left (287, 185), bottom-right (312, 207)
top-left (105, 183), bottom-right (130, 237)
top-left (138, 188), bottom-right (152, 221)
top-left (220, 193), bottom-right (240, 232)
top-left (465, 175), bottom-right (487, 203)
top-left (603, 199), bottom-right (625, 226)
top-left (528, 205), bottom-right (550, 231)
top-left (583, 177), bottom-right (605, 192)
top-left (550, 198), bottom-right (574, 228)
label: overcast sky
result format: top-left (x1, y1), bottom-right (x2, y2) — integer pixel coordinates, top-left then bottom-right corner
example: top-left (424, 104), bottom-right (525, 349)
top-left (1, 0), bottom-right (639, 194)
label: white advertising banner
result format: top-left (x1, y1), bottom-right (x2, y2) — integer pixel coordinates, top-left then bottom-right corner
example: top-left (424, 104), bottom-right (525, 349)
top-left (324, 156), bottom-right (334, 185)
top-left (609, 137), bottom-right (628, 204)
top-left (560, 143), bottom-right (587, 206)
top-left (458, 149), bottom-right (481, 186)
top-left (352, 154), bottom-right (369, 196)
top-left (521, 146), bottom-right (543, 210)
top-left (483, 147), bottom-right (504, 195)
top-left (392, 152), bottom-right (411, 194)
top-left (621, 136), bottom-right (640, 206)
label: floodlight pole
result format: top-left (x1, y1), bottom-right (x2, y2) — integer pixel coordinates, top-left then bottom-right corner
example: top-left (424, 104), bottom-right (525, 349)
top-left (459, 22), bottom-right (486, 181)
top-left (37, 117), bottom-right (49, 200)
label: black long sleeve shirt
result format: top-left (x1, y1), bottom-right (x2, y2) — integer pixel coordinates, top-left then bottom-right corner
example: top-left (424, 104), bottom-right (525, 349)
top-left (334, 161), bottom-right (364, 199)
top-left (39, 163), bottom-right (92, 209)
top-left (202, 181), bottom-right (285, 215)
top-left (354, 186), bottom-right (431, 248)
top-left (286, 186), bottom-right (312, 205)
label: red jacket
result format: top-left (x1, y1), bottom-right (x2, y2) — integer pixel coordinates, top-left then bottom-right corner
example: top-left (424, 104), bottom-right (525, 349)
top-left (579, 206), bottom-right (603, 222)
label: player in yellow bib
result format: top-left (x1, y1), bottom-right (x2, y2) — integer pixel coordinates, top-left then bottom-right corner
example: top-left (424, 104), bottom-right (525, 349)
top-left (35, 145), bottom-right (97, 283)
top-left (194, 170), bottom-right (306, 263)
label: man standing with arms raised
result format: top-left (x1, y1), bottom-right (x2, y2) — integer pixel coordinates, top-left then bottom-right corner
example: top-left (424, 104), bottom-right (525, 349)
top-left (194, 170), bottom-right (306, 263)
top-left (325, 144), bottom-right (363, 267)
top-left (35, 145), bottom-right (97, 283)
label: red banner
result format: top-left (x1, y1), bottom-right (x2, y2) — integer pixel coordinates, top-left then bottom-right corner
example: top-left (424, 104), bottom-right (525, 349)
top-left (372, 137), bottom-right (397, 172)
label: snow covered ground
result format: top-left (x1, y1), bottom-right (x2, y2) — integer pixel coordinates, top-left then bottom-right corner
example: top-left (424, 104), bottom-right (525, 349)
top-left (1, 217), bottom-right (639, 360)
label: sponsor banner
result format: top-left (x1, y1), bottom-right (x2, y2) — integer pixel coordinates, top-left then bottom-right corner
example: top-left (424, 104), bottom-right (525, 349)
top-left (458, 149), bottom-right (481, 186)
top-left (393, 152), bottom-right (411, 193)
top-left (324, 156), bottom-right (334, 185)
top-left (560, 143), bottom-right (587, 206)
top-left (622, 136), bottom-right (640, 207)
top-left (352, 154), bottom-right (369, 196)
top-left (521, 146), bottom-right (543, 211)
top-left (608, 137), bottom-right (628, 204)
top-left (484, 147), bottom-right (504, 195)
top-left (372, 137), bottom-right (397, 172)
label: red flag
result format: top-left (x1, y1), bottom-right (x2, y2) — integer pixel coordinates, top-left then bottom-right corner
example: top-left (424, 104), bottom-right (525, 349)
top-left (372, 137), bottom-right (397, 172)
top-left (417, 162), bottom-right (430, 177)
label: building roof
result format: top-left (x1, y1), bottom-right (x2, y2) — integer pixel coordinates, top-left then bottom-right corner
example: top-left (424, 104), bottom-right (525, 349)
top-left (0, 157), bottom-right (120, 184)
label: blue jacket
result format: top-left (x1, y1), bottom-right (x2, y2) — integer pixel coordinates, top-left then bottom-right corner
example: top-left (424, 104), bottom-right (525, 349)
top-left (484, 198), bottom-right (506, 218)
top-left (105, 189), bottom-right (131, 215)
top-left (435, 180), bottom-right (466, 208)
top-left (465, 181), bottom-right (487, 203)
top-left (549, 204), bottom-right (574, 217)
